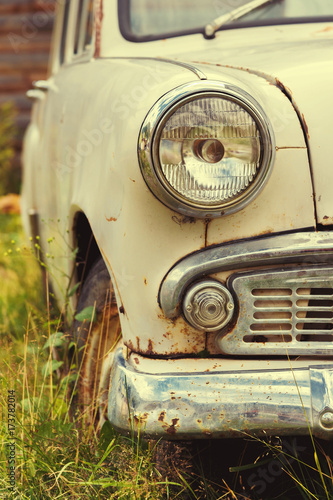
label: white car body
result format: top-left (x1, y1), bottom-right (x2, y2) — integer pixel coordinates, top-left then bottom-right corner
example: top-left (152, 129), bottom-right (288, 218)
top-left (22, 0), bottom-right (333, 439)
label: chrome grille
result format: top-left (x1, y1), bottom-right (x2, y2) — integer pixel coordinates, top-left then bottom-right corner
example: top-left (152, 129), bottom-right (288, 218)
top-left (218, 267), bottom-right (333, 356)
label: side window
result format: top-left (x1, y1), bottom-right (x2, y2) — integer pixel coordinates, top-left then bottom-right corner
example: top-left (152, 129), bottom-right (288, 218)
top-left (74, 0), bottom-right (95, 56)
top-left (60, 0), bottom-right (71, 64)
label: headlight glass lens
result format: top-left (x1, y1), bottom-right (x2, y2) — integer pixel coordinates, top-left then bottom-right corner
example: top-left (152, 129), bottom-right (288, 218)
top-left (158, 96), bottom-right (262, 207)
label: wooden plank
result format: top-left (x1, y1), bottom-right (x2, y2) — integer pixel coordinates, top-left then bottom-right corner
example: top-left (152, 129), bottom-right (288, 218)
top-left (0, 74), bottom-right (27, 92)
top-left (0, 0), bottom-right (56, 15)
top-left (0, 53), bottom-right (50, 73)
top-left (0, 13), bottom-right (54, 34)
top-left (0, 0), bottom-right (56, 184)
top-left (0, 33), bottom-right (51, 53)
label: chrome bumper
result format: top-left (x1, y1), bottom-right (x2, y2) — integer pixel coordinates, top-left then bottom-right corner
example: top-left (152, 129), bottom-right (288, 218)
top-left (108, 349), bottom-right (333, 440)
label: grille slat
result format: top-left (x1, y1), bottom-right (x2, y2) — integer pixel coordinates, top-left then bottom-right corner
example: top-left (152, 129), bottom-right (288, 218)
top-left (252, 320), bottom-right (292, 325)
top-left (219, 266), bottom-right (333, 355)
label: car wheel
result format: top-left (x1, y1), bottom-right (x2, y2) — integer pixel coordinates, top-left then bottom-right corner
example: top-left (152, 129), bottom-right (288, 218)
top-left (71, 257), bottom-right (121, 429)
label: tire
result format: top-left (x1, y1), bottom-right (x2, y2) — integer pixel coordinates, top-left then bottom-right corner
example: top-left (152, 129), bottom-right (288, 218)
top-left (70, 257), bottom-right (121, 429)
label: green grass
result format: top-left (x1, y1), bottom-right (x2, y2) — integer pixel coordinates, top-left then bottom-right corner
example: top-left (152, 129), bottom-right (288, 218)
top-left (0, 215), bottom-right (210, 499)
top-left (0, 214), bottom-right (44, 338)
top-left (0, 103), bottom-right (20, 195)
top-left (1, 213), bottom-right (333, 500)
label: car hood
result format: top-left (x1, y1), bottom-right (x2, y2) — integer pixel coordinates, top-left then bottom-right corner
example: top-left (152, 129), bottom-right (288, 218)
top-left (173, 22), bottom-right (333, 226)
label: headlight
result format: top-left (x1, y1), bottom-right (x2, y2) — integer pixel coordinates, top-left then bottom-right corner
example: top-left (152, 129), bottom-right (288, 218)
top-left (138, 81), bottom-right (275, 218)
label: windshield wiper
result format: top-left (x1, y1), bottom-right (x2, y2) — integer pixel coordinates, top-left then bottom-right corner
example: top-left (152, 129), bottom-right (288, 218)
top-left (204, 0), bottom-right (277, 38)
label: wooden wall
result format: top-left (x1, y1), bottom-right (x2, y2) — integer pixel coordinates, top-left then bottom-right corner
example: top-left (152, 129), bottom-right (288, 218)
top-left (0, 0), bottom-right (55, 182)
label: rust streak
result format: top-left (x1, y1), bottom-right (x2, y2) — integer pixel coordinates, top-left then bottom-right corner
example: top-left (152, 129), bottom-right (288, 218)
top-left (126, 339), bottom-right (134, 351)
top-left (166, 418), bottom-right (179, 435)
top-left (204, 218), bottom-right (210, 247)
top-left (315, 26), bottom-right (333, 34)
top-left (146, 339), bottom-right (154, 355)
top-left (94, 0), bottom-right (103, 58)
top-left (105, 216), bottom-right (117, 222)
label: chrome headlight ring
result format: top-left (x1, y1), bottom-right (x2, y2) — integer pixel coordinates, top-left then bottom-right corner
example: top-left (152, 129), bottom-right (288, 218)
top-left (138, 81), bottom-right (275, 219)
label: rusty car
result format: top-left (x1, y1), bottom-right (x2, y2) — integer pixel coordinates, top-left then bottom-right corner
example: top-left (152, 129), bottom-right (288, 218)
top-left (22, 0), bottom-right (333, 441)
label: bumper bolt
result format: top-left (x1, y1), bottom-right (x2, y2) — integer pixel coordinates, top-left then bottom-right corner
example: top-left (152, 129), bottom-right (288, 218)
top-left (320, 410), bottom-right (333, 429)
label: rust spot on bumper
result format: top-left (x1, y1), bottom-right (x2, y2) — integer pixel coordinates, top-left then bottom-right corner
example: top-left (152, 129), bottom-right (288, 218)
top-left (321, 215), bottom-right (333, 226)
top-left (132, 412), bottom-right (149, 426)
top-left (158, 411), bottom-right (166, 422)
top-left (157, 412), bottom-right (180, 434)
top-left (166, 418), bottom-right (179, 435)
top-left (146, 339), bottom-right (154, 355)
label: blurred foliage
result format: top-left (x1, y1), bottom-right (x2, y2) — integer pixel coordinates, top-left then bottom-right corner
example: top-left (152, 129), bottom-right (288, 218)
top-left (0, 102), bottom-right (19, 195)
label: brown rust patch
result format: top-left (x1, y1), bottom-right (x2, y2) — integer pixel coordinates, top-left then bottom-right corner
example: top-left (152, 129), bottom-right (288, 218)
top-left (126, 339), bottom-right (134, 351)
top-left (315, 26), bottom-right (333, 34)
top-left (144, 277), bottom-right (147, 285)
top-left (132, 412), bottom-right (148, 426)
top-left (166, 418), bottom-right (179, 435)
top-left (158, 411), bottom-right (166, 422)
top-left (94, 0), bottom-right (103, 58)
top-left (133, 415), bottom-right (140, 425)
top-left (196, 417), bottom-right (212, 436)
top-left (172, 215), bottom-right (196, 226)
top-left (321, 215), bottom-right (333, 225)
top-left (275, 77), bottom-right (293, 97)
top-left (105, 216), bottom-right (117, 222)
top-left (133, 357), bottom-right (139, 365)
top-left (146, 339), bottom-right (154, 355)
top-left (136, 336), bottom-right (140, 351)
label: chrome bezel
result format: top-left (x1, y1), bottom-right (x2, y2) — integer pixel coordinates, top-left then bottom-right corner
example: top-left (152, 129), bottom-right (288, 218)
top-left (138, 81), bottom-right (275, 219)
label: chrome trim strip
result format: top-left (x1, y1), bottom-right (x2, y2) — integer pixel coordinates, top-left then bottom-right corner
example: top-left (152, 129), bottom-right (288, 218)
top-left (108, 349), bottom-right (333, 439)
top-left (109, 57), bottom-right (207, 80)
top-left (159, 232), bottom-right (333, 318)
top-left (152, 58), bottom-right (207, 80)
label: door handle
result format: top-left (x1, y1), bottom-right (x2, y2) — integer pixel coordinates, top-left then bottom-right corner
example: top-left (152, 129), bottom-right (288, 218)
top-left (32, 80), bottom-right (51, 91)
top-left (26, 89), bottom-right (46, 101)
top-left (27, 79), bottom-right (52, 101)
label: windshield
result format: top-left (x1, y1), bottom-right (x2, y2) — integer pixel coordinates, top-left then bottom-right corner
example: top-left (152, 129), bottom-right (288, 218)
top-left (119, 0), bottom-right (333, 41)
